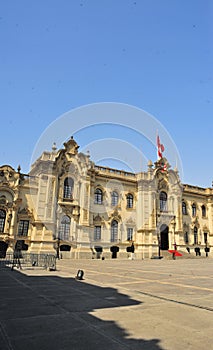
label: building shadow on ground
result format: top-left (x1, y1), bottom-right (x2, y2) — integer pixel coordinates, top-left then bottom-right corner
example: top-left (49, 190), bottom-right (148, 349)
top-left (0, 267), bottom-right (164, 350)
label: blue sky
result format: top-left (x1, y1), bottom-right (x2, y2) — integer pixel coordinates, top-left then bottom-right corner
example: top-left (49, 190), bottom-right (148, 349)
top-left (0, 0), bottom-right (212, 187)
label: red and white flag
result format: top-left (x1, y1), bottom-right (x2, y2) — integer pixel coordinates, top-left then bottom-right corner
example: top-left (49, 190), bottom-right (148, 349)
top-left (157, 134), bottom-right (165, 159)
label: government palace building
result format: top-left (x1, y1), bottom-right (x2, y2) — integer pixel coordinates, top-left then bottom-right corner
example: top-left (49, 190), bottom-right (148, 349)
top-left (0, 136), bottom-right (212, 259)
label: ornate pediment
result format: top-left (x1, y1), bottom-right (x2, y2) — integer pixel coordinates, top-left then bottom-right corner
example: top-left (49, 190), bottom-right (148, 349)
top-left (93, 214), bottom-right (104, 224)
top-left (108, 208), bottom-right (121, 222)
top-left (18, 207), bottom-right (33, 218)
top-left (126, 217), bottom-right (135, 225)
top-left (58, 161), bottom-right (77, 178)
top-left (158, 178), bottom-right (168, 191)
top-left (183, 222), bottom-right (189, 230)
top-left (191, 217), bottom-right (200, 228)
top-left (0, 165), bottom-right (20, 187)
top-left (203, 224), bottom-right (209, 232)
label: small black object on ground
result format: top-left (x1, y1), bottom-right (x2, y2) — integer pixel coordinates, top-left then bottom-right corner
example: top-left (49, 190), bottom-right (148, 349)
top-left (75, 269), bottom-right (84, 280)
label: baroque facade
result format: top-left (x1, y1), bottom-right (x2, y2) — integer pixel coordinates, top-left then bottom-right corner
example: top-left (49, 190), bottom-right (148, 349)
top-left (0, 136), bottom-right (212, 259)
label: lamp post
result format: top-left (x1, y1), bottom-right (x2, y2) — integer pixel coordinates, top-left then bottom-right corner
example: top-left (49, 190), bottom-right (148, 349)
top-left (172, 216), bottom-right (176, 259)
top-left (56, 237), bottom-right (60, 259)
top-left (156, 214), bottom-right (161, 258)
top-left (157, 231), bottom-right (161, 258)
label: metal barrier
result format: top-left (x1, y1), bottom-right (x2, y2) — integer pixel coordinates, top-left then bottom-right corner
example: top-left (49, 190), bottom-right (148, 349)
top-left (0, 253), bottom-right (57, 270)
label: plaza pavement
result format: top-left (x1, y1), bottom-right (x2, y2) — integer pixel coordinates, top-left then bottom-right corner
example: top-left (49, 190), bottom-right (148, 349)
top-left (0, 257), bottom-right (212, 350)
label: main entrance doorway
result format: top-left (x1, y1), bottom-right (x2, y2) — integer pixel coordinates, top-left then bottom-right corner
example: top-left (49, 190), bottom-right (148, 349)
top-left (160, 225), bottom-right (169, 250)
top-left (0, 241), bottom-right (8, 258)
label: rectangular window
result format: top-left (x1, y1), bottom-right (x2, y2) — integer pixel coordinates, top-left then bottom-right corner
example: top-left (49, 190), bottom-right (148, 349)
top-left (127, 227), bottom-right (133, 241)
top-left (0, 209), bottom-right (6, 233)
top-left (204, 232), bottom-right (208, 244)
top-left (127, 195), bottom-right (133, 208)
top-left (192, 205), bottom-right (196, 217)
top-left (18, 220), bottom-right (29, 236)
top-left (182, 202), bottom-right (187, 215)
top-left (64, 186), bottom-right (73, 199)
top-left (94, 226), bottom-right (101, 241)
top-left (0, 218), bottom-right (5, 233)
top-left (184, 232), bottom-right (189, 244)
top-left (194, 228), bottom-right (198, 245)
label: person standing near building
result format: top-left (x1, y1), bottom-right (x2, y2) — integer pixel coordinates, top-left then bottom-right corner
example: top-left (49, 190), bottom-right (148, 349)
top-left (131, 242), bottom-right (135, 260)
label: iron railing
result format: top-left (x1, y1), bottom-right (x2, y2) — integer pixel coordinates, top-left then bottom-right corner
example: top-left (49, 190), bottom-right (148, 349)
top-left (0, 253), bottom-right (56, 270)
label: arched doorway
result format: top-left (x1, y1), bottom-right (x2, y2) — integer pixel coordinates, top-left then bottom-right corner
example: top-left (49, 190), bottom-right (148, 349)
top-left (0, 241), bottom-right (8, 258)
top-left (110, 246), bottom-right (119, 259)
top-left (94, 246), bottom-right (103, 259)
top-left (160, 225), bottom-right (169, 250)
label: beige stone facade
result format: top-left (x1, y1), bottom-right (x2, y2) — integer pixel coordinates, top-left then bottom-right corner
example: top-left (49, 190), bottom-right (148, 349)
top-left (0, 137), bottom-right (212, 259)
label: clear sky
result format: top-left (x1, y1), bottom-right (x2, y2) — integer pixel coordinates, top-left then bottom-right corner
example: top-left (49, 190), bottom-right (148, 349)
top-left (0, 0), bottom-right (212, 187)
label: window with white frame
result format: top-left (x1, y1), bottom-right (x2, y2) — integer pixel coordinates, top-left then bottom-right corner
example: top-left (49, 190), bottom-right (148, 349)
top-left (192, 203), bottom-right (196, 217)
top-left (126, 194), bottom-right (133, 208)
top-left (160, 191), bottom-right (167, 212)
top-left (182, 201), bottom-right (187, 215)
top-left (111, 220), bottom-right (118, 242)
top-left (59, 216), bottom-right (71, 240)
top-left (63, 177), bottom-right (74, 200)
top-left (94, 188), bottom-right (103, 204)
top-left (18, 220), bottom-right (29, 236)
top-left (111, 191), bottom-right (118, 206)
top-left (94, 226), bottom-right (101, 241)
top-left (127, 227), bottom-right (133, 241)
top-left (0, 209), bottom-right (6, 233)
top-left (201, 205), bottom-right (206, 217)
top-left (194, 226), bottom-right (198, 244)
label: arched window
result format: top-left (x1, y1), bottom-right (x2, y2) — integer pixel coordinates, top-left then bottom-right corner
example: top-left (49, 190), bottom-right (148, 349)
top-left (182, 201), bottom-right (187, 215)
top-left (63, 177), bottom-right (74, 200)
top-left (59, 216), bottom-right (71, 240)
top-left (94, 188), bottom-right (103, 204)
top-left (111, 191), bottom-right (118, 206)
top-left (201, 205), bottom-right (206, 217)
top-left (192, 203), bottom-right (196, 217)
top-left (0, 209), bottom-right (6, 233)
top-left (111, 220), bottom-right (118, 242)
top-left (194, 227), bottom-right (198, 244)
top-left (127, 194), bottom-right (133, 208)
top-left (160, 192), bottom-right (167, 212)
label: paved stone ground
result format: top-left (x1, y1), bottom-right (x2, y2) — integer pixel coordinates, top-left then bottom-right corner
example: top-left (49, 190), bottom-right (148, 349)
top-left (0, 258), bottom-right (212, 350)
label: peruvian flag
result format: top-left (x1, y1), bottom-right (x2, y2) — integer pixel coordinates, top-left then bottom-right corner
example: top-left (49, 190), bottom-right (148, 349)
top-left (157, 134), bottom-right (165, 159)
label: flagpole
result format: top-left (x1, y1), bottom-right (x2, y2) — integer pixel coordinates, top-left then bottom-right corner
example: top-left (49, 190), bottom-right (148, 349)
top-left (156, 130), bottom-right (159, 160)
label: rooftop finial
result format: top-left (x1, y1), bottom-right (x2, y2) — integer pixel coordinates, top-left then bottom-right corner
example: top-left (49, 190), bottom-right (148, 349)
top-left (52, 142), bottom-right (57, 152)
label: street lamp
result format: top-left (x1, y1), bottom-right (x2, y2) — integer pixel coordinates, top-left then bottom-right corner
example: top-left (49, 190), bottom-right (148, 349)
top-left (157, 231), bottom-right (161, 258)
top-left (172, 216), bottom-right (176, 259)
top-left (156, 214), bottom-right (161, 258)
top-left (56, 237), bottom-right (60, 259)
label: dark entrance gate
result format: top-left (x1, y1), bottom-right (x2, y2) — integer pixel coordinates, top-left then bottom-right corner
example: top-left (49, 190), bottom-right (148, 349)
top-left (160, 225), bottom-right (169, 250)
top-left (0, 241), bottom-right (8, 258)
top-left (110, 246), bottom-right (119, 258)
